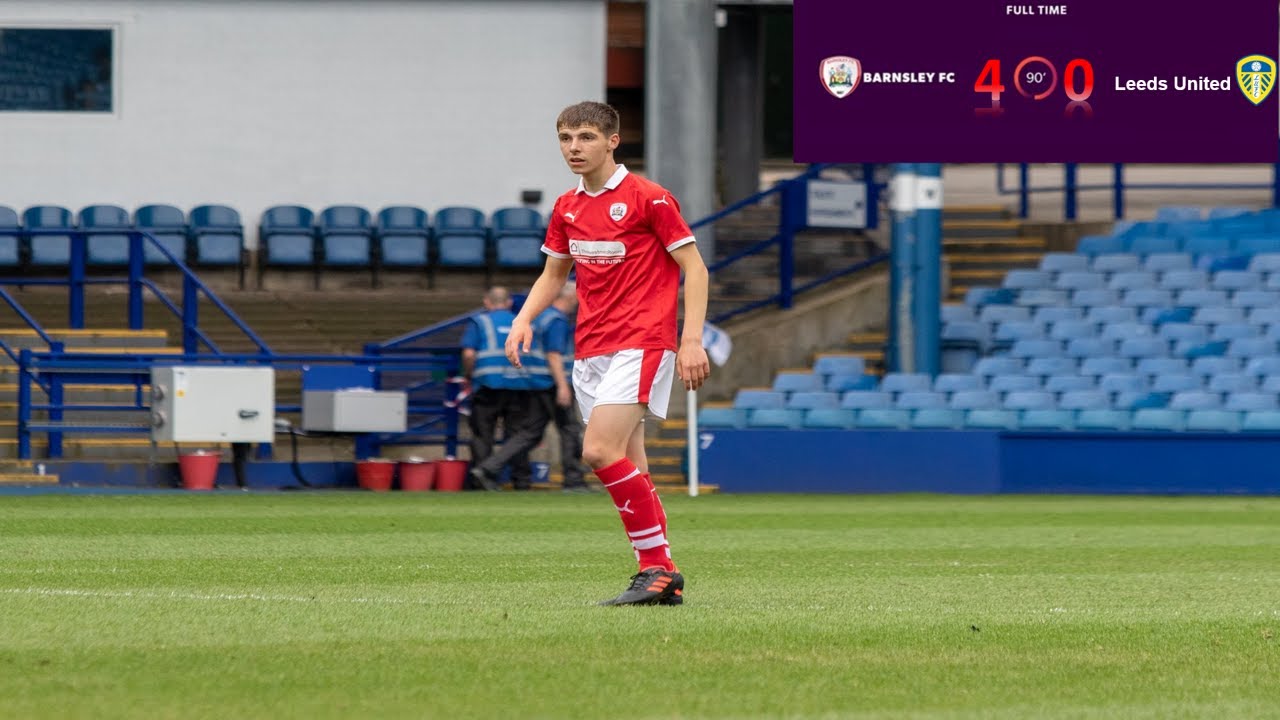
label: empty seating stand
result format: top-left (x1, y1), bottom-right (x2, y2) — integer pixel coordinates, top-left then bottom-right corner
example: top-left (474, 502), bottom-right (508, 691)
top-left (24, 205), bottom-right (74, 267)
top-left (133, 204), bottom-right (189, 266)
top-left (79, 204), bottom-right (133, 266)
top-left (189, 204), bottom-right (246, 287)
top-left (491, 207), bottom-right (545, 269)
top-left (434, 206), bottom-right (489, 278)
top-left (258, 205), bottom-right (316, 289)
top-left (376, 206), bottom-right (431, 284)
top-left (317, 205), bottom-right (375, 285)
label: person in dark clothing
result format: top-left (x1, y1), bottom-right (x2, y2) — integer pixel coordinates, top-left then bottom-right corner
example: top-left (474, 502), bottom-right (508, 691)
top-left (535, 282), bottom-right (593, 492)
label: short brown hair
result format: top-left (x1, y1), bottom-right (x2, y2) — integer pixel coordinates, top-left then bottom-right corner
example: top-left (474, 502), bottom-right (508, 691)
top-left (556, 101), bottom-right (620, 136)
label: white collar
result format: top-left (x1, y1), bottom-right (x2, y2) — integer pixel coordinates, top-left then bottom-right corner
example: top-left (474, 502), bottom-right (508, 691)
top-left (575, 164), bottom-right (629, 196)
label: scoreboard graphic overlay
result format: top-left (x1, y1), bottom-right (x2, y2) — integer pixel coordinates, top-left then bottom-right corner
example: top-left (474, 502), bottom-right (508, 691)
top-left (794, 0), bottom-right (1280, 163)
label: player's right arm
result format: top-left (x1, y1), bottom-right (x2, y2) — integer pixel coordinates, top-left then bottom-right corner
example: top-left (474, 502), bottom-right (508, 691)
top-left (507, 256), bottom-right (573, 366)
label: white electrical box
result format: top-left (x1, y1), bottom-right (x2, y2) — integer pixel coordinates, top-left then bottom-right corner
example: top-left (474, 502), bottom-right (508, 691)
top-left (302, 390), bottom-right (408, 433)
top-left (150, 366), bottom-right (275, 443)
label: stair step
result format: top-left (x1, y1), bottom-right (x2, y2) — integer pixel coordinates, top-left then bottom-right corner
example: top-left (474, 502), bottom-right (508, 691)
top-left (0, 473), bottom-right (58, 485)
top-left (947, 252), bottom-right (1047, 267)
top-left (847, 332), bottom-right (887, 344)
top-left (943, 237), bottom-right (1046, 251)
top-left (942, 219), bottom-right (1022, 237)
top-left (942, 205), bottom-right (1011, 221)
top-left (949, 269), bottom-right (1014, 282)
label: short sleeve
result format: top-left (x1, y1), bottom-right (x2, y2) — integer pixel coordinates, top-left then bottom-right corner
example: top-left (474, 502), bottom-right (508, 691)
top-left (460, 319), bottom-right (481, 350)
top-left (648, 191), bottom-right (697, 252)
top-left (542, 197), bottom-right (570, 259)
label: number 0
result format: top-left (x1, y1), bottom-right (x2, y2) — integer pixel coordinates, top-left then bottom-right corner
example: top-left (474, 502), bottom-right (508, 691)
top-left (1064, 59), bottom-right (1094, 102)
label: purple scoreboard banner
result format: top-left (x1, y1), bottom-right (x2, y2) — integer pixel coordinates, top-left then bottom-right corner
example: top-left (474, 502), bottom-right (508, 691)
top-left (793, 0), bottom-right (1280, 163)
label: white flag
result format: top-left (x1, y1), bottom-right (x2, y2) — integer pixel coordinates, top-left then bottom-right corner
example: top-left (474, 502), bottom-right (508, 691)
top-left (702, 322), bottom-right (732, 367)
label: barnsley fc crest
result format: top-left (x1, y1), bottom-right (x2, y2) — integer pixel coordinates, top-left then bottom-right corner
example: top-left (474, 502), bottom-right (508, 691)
top-left (1236, 55), bottom-right (1276, 105)
top-left (609, 203), bottom-right (627, 221)
top-left (821, 56), bottom-right (860, 99)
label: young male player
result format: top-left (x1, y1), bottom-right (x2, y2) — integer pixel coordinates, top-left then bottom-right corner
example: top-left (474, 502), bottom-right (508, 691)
top-left (506, 101), bottom-right (710, 606)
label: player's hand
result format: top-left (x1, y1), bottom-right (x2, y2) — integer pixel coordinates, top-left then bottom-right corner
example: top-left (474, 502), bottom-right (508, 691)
top-left (676, 339), bottom-right (710, 392)
top-left (505, 320), bottom-right (533, 367)
top-left (556, 383), bottom-right (572, 408)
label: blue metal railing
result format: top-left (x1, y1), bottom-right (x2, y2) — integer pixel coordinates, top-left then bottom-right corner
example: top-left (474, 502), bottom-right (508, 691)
top-left (996, 161), bottom-right (1280, 221)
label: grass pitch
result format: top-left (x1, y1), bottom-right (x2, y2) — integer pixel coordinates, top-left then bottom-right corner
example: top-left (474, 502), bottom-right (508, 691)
top-left (0, 492), bottom-right (1277, 719)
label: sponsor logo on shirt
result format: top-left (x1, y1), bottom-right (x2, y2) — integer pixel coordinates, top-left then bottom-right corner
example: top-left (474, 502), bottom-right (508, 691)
top-left (568, 239), bottom-right (626, 265)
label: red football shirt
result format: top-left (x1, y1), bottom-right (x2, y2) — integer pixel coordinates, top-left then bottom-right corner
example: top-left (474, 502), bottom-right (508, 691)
top-left (542, 165), bottom-right (696, 359)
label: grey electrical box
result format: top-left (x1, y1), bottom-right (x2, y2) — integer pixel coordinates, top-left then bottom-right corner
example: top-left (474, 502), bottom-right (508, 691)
top-left (302, 390), bottom-right (407, 433)
top-left (150, 366), bottom-right (275, 443)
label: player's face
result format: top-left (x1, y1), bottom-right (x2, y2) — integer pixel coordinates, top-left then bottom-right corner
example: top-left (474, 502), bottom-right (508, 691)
top-left (558, 124), bottom-right (618, 176)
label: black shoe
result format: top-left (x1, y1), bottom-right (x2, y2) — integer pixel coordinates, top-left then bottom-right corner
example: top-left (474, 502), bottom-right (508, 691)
top-left (598, 567), bottom-right (684, 606)
top-left (468, 468), bottom-right (501, 492)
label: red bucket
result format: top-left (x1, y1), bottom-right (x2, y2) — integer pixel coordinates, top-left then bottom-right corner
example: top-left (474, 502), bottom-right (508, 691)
top-left (398, 460), bottom-right (436, 492)
top-left (178, 450), bottom-right (219, 491)
top-left (355, 459), bottom-right (395, 492)
top-left (435, 459), bottom-right (468, 492)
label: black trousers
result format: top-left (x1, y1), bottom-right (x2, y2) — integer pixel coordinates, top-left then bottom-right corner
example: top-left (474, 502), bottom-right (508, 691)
top-left (469, 387), bottom-right (551, 488)
top-left (554, 391), bottom-right (586, 486)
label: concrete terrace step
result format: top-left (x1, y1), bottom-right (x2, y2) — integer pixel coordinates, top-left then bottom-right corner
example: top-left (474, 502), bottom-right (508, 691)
top-left (0, 473), bottom-right (58, 485)
top-left (942, 205), bottom-right (1012, 221)
top-left (942, 219), bottom-right (1023, 237)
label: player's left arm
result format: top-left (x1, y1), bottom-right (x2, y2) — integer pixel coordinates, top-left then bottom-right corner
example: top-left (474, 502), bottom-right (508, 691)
top-left (670, 243), bottom-right (711, 391)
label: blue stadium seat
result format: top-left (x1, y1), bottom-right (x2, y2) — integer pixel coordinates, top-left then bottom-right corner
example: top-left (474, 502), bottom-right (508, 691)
top-left (1150, 375), bottom-right (1201, 395)
top-left (1249, 306), bottom-right (1280, 324)
top-left (1191, 356), bottom-right (1241, 377)
top-left (1150, 307), bottom-right (1194, 326)
top-left (1181, 340), bottom-right (1230, 360)
top-left (786, 392), bottom-right (839, 410)
top-left (1244, 356), bottom-right (1280, 376)
top-left (1177, 288), bottom-right (1229, 307)
top-left (772, 372), bottom-right (824, 393)
top-left (1212, 270), bottom-right (1262, 292)
top-left (1077, 235), bottom-right (1125, 255)
top-left (1019, 409), bottom-right (1074, 430)
top-left (813, 354), bottom-right (866, 377)
top-left (1080, 357), bottom-right (1131, 377)
top-left (1159, 269), bottom-right (1208, 291)
top-left (1158, 322), bottom-right (1209, 345)
top-left (1208, 206), bottom-right (1253, 220)
top-left (1074, 409), bottom-right (1130, 431)
top-left (1235, 234), bottom-right (1280, 256)
top-left (1156, 206), bottom-right (1202, 222)
top-left (1010, 339), bottom-right (1062, 359)
top-left (942, 320), bottom-right (989, 355)
top-left (133, 204), bottom-right (188, 265)
top-left (1247, 253), bottom-right (1280, 273)
top-left (1167, 390), bottom-right (1221, 410)
top-left (376, 206), bottom-right (431, 272)
top-left (435, 206), bottom-right (489, 269)
top-left (827, 374), bottom-right (878, 393)
top-left (880, 373), bottom-right (932, 395)
top-left (993, 321), bottom-right (1044, 349)
top-left (1091, 253), bottom-right (1142, 273)
top-left (988, 375), bottom-right (1040, 394)
top-left (979, 304), bottom-right (1030, 324)
top-left (972, 357), bottom-right (1023, 377)
top-left (24, 205), bottom-right (74, 266)
top-left (1059, 390), bottom-right (1109, 410)
top-left (854, 408), bottom-right (911, 429)
top-left (317, 205), bottom-right (374, 273)
top-left (1120, 288), bottom-right (1173, 308)
top-left (1052, 271), bottom-right (1104, 291)
top-left (1108, 270), bottom-right (1157, 291)
top-left (1066, 338), bottom-right (1115, 359)
top-left (1182, 235), bottom-right (1233, 258)
top-left (189, 205), bottom-right (246, 279)
top-left (1003, 390), bottom-right (1055, 411)
top-left (1118, 337), bottom-right (1169, 359)
top-left (1211, 323), bottom-right (1259, 342)
top-left (1098, 373), bottom-right (1147, 395)
top-left (965, 286), bottom-right (1016, 307)
top-left (998, 269), bottom-right (1049, 288)
top-left (1241, 410), bottom-right (1280, 431)
top-left (1100, 321), bottom-right (1154, 341)
top-left (1231, 289), bottom-right (1279, 308)
top-left (963, 409), bottom-right (1019, 429)
top-left (1142, 252), bottom-right (1194, 273)
top-left (1267, 273), bottom-right (1280, 291)
top-left (259, 205), bottom-right (316, 287)
top-left (1016, 289), bottom-right (1069, 307)
top-left (0, 205), bottom-right (21, 267)
top-left (1044, 375), bottom-right (1093, 393)
top-left (734, 389), bottom-right (786, 409)
top-left (802, 408), bottom-right (856, 429)
top-left (1184, 409), bottom-right (1241, 432)
top-left (840, 391), bottom-right (893, 410)
top-left (910, 409), bottom-right (963, 429)
top-left (746, 408), bottom-right (802, 429)
top-left (933, 374), bottom-right (983, 393)
top-left (1039, 253), bottom-right (1090, 273)
top-left (1026, 357), bottom-right (1076, 377)
top-left (1224, 392), bottom-right (1279, 412)
top-left (77, 204), bottom-right (133, 263)
top-left (697, 407), bottom-right (746, 429)
top-left (1048, 319), bottom-right (1097, 341)
top-left (1227, 338), bottom-right (1276, 358)
top-left (1082, 305), bottom-right (1134, 324)
top-left (942, 304), bottom-right (977, 323)
top-left (1135, 357), bottom-right (1186, 376)
top-left (894, 391), bottom-right (948, 410)
top-left (491, 207), bottom-right (545, 269)
top-left (1261, 376), bottom-right (1280, 392)
top-left (1074, 289), bottom-right (1122, 309)
top-left (1033, 306), bottom-right (1084, 325)
top-left (948, 390), bottom-right (1001, 410)
top-left (1130, 235), bottom-right (1181, 255)
top-left (1130, 408), bottom-right (1184, 431)
top-left (1116, 391), bottom-right (1170, 411)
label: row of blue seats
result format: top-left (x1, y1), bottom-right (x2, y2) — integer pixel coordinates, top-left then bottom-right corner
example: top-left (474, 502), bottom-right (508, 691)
top-left (963, 316), bottom-right (1280, 343)
top-left (700, 406), bottom-right (1280, 432)
top-left (965, 336), bottom-right (1280, 361)
top-left (0, 203), bottom-right (547, 272)
top-left (1076, 233), bottom-right (1280, 257)
top-left (964, 284), bottom-right (1280, 312)
top-left (1005, 267), bottom-right (1280, 292)
top-left (948, 304), bottom-right (1280, 327)
top-left (1035, 251), bottom-right (1280, 275)
top-left (738, 387), bottom-right (1280, 412)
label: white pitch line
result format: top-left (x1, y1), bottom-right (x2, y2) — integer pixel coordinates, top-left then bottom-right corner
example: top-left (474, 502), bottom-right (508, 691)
top-left (0, 587), bottom-right (443, 606)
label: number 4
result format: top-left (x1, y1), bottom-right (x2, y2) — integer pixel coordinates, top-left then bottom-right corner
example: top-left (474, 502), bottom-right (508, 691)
top-left (974, 59), bottom-right (1005, 101)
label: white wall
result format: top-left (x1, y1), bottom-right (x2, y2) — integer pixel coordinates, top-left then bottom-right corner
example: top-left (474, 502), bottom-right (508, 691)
top-left (0, 0), bottom-right (605, 246)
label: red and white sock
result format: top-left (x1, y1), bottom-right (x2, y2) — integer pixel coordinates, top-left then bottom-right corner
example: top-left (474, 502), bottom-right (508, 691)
top-left (595, 459), bottom-right (674, 572)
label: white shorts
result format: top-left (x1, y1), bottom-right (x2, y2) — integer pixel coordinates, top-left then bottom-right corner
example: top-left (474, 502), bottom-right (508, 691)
top-left (572, 348), bottom-right (677, 424)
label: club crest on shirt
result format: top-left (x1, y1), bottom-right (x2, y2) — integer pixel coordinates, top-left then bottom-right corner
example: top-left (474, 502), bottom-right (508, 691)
top-left (609, 203), bottom-right (627, 222)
